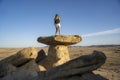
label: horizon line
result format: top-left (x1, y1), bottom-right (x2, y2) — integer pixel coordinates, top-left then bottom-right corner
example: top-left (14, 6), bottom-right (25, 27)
top-left (0, 44), bottom-right (120, 48)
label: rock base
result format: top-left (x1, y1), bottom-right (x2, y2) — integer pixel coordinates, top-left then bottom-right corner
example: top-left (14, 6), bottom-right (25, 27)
top-left (0, 48), bottom-right (108, 80)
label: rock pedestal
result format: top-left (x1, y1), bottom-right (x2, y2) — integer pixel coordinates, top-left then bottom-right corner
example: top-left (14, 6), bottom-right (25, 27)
top-left (0, 35), bottom-right (108, 80)
top-left (37, 35), bottom-right (82, 69)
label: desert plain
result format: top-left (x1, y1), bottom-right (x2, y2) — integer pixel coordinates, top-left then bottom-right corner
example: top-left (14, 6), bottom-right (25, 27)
top-left (0, 45), bottom-right (120, 80)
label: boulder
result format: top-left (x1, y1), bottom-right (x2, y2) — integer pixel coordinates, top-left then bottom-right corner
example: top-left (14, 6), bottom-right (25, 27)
top-left (35, 49), bottom-right (47, 71)
top-left (12, 47), bottom-right (37, 67)
top-left (37, 35), bottom-right (82, 70)
top-left (0, 50), bottom-right (107, 80)
top-left (38, 45), bottom-right (70, 70)
top-left (48, 72), bottom-right (108, 80)
top-left (1, 60), bottom-right (39, 80)
top-left (0, 47), bottom-right (38, 79)
top-left (29, 51), bottom-right (107, 80)
top-left (37, 35), bottom-right (82, 45)
top-left (43, 51), bottom-right (106, 80)
top-left (35, 49), bottom-right (47, 63)
top-left (0, 34), bottom-right (108, 80)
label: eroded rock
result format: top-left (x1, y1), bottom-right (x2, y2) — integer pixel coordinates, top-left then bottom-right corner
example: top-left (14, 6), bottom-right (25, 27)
top-left (37, 35), bottom-right (82, 45)
top-left (0, 35), bottom-right (108, 80)
top-left (1, 60), bottom-right (39, 80)
top-left (42, 51), bottom-right (106, 80)
top-left (36, 49), bottom-right (47, 63)
top-left (0, 50), bottom-right (107, 80)
top-left (38, 45), bottom-right (70, 70)
top-left (37, 35), bottom-right (82, 70)
top-left (0, 47), bottom-right (38, 79)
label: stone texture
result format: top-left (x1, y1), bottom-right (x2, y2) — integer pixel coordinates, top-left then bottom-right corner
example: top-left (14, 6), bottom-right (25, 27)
top-left (48, 45), bottom-right (70, 66)
top-left (37, 35), bottom-right (82, 70)
top-left (37, 35), bottom-right (82, 45)
top-left (0, 34), bottom-right (108, 80)
top-left (52, 72), bottom-right (108, 80)
top-left (0, 47), bottom-right (38, 79)
top-left (28, 51), bottom-right (107, 80)
top-left (12, 47), bottom-right (38, 66)
top-left (0, 47), bottom-right (37, 67)
top-left (0, 50), bottom-right (107, 80)
top-left (42, 51), bottom-right (106, 80)
top-left (35, 49), bottom-right (47, 63)
top-left (1, 60), bottom-right (39, 80)
top-left (38, 45), bottom-right (70, 70)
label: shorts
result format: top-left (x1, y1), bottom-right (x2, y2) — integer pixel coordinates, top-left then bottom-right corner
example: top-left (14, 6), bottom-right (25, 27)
top-left (55, 23), bottom-right (61, 28)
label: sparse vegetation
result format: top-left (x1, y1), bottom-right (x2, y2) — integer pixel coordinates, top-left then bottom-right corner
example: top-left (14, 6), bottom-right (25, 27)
top-left (0, 46), bottom-right (120, 80)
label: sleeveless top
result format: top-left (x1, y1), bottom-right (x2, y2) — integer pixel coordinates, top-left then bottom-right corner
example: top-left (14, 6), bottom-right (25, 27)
top-left (54, 16), bottom-right (60, 24)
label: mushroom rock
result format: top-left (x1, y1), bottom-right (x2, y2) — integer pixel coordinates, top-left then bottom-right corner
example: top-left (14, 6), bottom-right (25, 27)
top-left (37, 35), bottom-right (82, 45)
top-left (37, 35), bottom-right (82, 69)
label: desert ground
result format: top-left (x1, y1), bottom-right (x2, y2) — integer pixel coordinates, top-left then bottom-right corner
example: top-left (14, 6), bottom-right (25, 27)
top-left (0, 46), bottom-right (120, 80)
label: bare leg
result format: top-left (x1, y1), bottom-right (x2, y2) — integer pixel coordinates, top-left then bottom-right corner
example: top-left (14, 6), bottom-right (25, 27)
top-left (55, 26), bottom-right (60, 35)
top-left (55, 27), bottom-right (57, 35)
top-left (58, 26), bottom-right (60, 35)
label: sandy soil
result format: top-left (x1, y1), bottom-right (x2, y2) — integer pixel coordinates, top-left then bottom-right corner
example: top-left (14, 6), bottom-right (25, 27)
top-left (68, 46), bottom-right (120, 80)
top-left (0, 46), bottom-right (120, 80)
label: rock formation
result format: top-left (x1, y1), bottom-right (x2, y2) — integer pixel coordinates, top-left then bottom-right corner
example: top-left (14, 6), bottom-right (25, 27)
top-left (0, 49), bottom-right (107, 80)
top-left (0, 35), bottom-right (108, 80)
top-left (35, 49), bottom-right (47, 63)
top-left (0, 47), bottom-right (39, 80)
top-left (37, 51), bottom-right (107, 80)
top-left (37, 35), bottom-right (82, 69)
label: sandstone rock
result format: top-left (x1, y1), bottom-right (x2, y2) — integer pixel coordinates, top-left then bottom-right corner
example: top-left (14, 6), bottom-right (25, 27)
top-left (48, 45), bottom-right (70, 66)
top-left (17, 47), bottom-right (37, 59)
top-left (38, 65), bottom-right (46, 71)
top-left (0, 64), bottom-right (16, 79)
top-left (13, 60), bottom-right (39, 80)
top-left (0, 47), bottom-right (38, 79)
top-left (40, 51), bottom-right (106, 80)
top-left (35, 49), bottom-right (47, 63)
top-left (37, 35), bottom-right (82, 45)
top-left (27, 51), bottom-right (107, 80)
top-left (35, 49), bottom-right (47, 71)
top-left (0, 37), bottom-right (107, 80)
top-left (38, 45), bottom-right (70, 70)
top-left (74, 73), bottom-right (108, 80)
top-left (12, 47), bottom-right (37, 66)
top-left (1, 60), bottom-right (39, 80)
top-left (51, 72), bottom-right (108, 80)
top-left (37, 35), bottom-right (82, 70)
top-left (0, 50), bottom-right (107, 80)
top-left (0, 47), bottom-right (37, 67)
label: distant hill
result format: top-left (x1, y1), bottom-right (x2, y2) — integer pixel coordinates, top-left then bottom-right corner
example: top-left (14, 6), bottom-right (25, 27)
top-left (88, 45), bottom-right (120, 47)
top-left (69, 45), bottom-right (120, 48)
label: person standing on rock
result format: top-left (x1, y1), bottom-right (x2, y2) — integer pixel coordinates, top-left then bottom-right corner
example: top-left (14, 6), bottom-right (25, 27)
top-left (54, 14), bottom-right (61, 35)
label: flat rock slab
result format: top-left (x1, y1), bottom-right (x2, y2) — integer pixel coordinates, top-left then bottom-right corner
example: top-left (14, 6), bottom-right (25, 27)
top-left (37, 35), bottom-right (82, 45)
